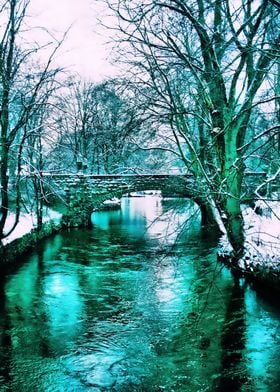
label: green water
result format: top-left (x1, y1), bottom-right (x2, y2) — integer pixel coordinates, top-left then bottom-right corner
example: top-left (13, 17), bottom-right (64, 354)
top-left (0, 196), bottom-right (280, 391)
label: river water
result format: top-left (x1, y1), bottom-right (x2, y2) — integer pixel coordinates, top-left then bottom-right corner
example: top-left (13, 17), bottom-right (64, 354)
top-left (0, 196), bottom-right (280, 392)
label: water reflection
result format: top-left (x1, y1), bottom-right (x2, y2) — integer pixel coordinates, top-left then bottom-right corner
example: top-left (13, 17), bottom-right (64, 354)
top-left (0, 197), bottom-right (280, 391)
top-left (216, 277), bottom-right (248, 391)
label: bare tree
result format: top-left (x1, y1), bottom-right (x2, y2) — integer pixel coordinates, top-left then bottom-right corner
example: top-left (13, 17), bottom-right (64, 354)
top-left (51, 78), bottom-right (143, 174)
top-left (0, 0), bottom-right (64, 240)
top-left (101, 0), bottom-right (280, 261)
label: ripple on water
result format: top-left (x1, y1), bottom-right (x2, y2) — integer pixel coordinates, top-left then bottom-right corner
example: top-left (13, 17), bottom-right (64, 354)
top-left (1, 198), bottom-right (280, 391)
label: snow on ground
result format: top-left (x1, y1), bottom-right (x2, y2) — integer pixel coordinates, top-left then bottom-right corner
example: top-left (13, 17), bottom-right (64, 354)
top-left (241, 201), bottom-right (280, 269)
top-left (218, 200), bottom-right (280, 271)
top-left (2, 208), bottom-right (62, 246)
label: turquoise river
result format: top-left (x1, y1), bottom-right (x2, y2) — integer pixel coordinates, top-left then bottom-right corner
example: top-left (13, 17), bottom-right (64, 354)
top-left (0, 196), bottom-right (280, 391)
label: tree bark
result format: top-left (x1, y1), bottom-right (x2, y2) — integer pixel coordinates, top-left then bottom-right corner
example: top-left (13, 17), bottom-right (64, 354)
top-left (0, 147), bottom-right (9, 238)
top-left (222, 131), bottom-right (246, 258)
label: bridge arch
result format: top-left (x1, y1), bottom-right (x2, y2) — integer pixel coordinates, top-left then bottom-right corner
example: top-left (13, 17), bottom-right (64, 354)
top-left (49, 174), bottom-right (203, 228)
top-left (46, 172), bottom-right (273, 231)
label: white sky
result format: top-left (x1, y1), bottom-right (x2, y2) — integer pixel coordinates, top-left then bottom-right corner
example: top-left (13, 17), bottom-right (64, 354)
top-left (27, 0), bottom-right (117, 81)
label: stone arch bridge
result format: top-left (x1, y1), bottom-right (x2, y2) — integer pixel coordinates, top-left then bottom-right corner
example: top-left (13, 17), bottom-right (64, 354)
top-left (47, 174), bottom-right (196, 227)
top-left (43, 172), bottom-right (273, 227)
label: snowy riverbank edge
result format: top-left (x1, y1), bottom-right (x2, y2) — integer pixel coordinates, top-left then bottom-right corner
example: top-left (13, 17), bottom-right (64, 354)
top-left (218, 201), bottom-right (280, 291)
top-left (0, 210), bottom-right (63, 265)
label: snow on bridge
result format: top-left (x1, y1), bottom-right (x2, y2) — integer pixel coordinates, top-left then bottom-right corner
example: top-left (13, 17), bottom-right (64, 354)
top-left (41, 171), bottom-right (276, 227)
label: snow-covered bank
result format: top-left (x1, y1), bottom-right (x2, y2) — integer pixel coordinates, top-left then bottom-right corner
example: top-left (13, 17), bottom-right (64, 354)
top-left (241, 201), bottom-right (280, 269)
top-left (2, 208), bottom-right (62, 246)
top-left (0, 208), bottom-right (63, 265)
top-left (219, 200), bottom-right (280, 290)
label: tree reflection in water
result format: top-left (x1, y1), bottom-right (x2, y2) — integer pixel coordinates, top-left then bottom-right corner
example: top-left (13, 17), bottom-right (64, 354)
top-left (1, 198), bottom-right (280, 391)
top-left (217, 276), bottom-right (249, 391)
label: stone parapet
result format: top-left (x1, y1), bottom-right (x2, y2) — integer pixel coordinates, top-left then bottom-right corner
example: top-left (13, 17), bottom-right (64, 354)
top-left (41, 172), bottom-right (279, 228)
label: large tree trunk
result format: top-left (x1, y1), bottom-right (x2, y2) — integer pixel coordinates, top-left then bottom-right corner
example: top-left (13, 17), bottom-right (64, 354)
top-left (0, 145), bottom-right (9, 239)
top-left (224, 200), bottom-right (245, 259)
top-left (222, 133), bottom-right (246, 259)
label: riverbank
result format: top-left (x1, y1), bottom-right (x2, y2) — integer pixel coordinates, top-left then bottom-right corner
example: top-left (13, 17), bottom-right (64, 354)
top-left (218, 200), bottom-right (280, 291)
top-left (0, 208), bottom-right (63, 265)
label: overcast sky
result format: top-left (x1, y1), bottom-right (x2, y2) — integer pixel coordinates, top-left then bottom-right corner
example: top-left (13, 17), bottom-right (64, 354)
top-left (28, 0), bottom-right (117, 81)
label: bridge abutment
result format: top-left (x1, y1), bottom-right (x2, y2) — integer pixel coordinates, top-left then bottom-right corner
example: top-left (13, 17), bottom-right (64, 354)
top-left (62, 176), bottom-right (96, 228)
